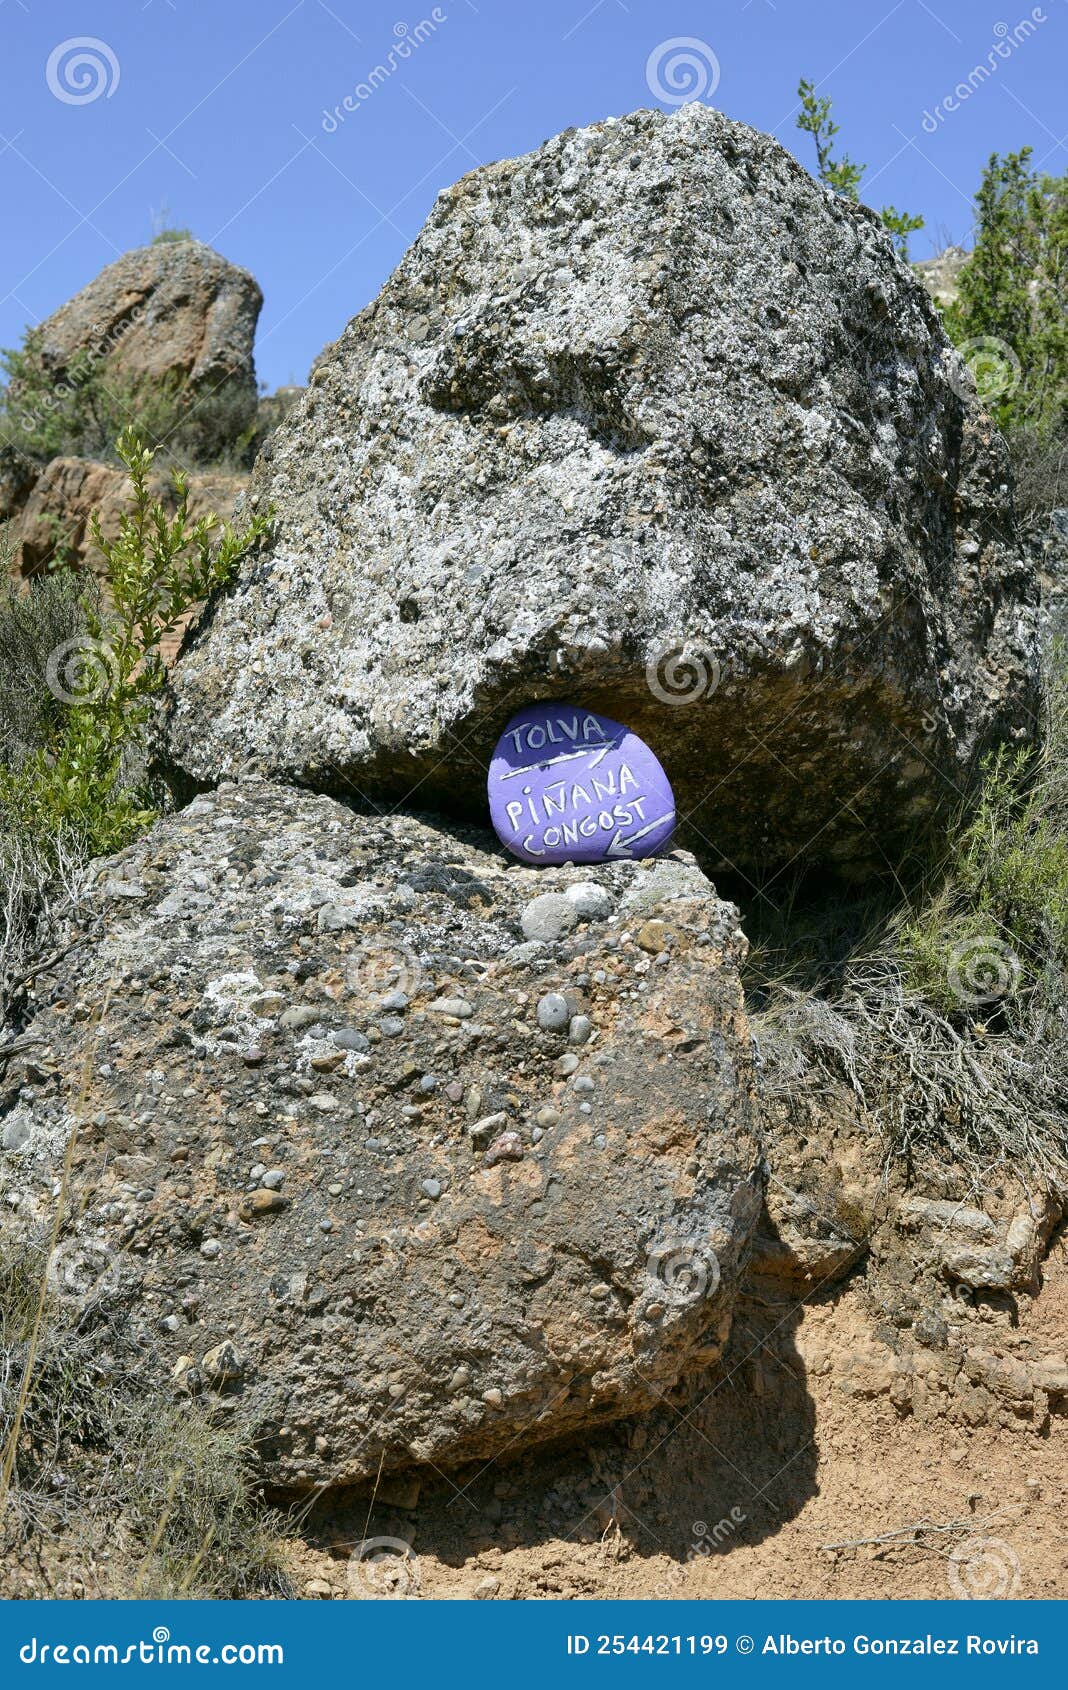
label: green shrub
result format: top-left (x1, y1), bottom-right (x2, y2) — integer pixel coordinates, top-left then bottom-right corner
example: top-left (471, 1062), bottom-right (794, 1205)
top-left (0, 427), bottom-right (271, 862)
top-left (943, 149), bottom-right (1067, 440)
top-left (894, 663), bottom-right (1068, 1020)
top-left (752, 656), bottom-right (1068, 1188)
top-left (0, 567), bottom-right (91, 764)
top-left (1009, 426), bottom-right (1068, 523)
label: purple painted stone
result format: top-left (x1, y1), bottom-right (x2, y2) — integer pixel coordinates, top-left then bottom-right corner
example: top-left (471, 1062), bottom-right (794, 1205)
top-left (488, 703), bottom-right (676, 866)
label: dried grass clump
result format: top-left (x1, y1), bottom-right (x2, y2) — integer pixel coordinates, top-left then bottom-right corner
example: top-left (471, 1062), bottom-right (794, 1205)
top-left (752, 661), bottom-right (1068, 1198)
top-left (0, 1228), bottom-right (289, 1597)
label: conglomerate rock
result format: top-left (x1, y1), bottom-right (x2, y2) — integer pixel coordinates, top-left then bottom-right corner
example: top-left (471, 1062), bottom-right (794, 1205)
top-left (0, 780), bottom-right (761, 1486)
top-left (164, 104), bottom-right (1037, 873)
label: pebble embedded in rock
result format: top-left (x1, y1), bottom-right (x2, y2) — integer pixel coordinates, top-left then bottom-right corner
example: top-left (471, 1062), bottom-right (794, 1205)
top-left (565, 882), bottom-right (614, 921)
top-left (421, 1178), bottom-right (442, 1200)
top-left (636, 919), bottom-right (674, 954)
top-left (488, 703), bottom-right (675, 865)
top-left (281, 1005), bottom-right (321, 1030)
top-left (536, 991), bottom-right (571, 1032)
top-left (484, 1131), bottom-right (523, 1167)
top-left (428, 997), bottom-right (473, 1019)
top-left (332, 1028), bottom-right (370, 1052)
top-left (202, 1340), bottom-right (244, 1385)
top-left (521, 894), bottom-right (579, 943)
top-left (470, 1110), bottom-right (508, 1145)
top-left (241, 1189), bottom-right (287, 1217)
top-left (2, 1117), bottom-right (32, 1152)
top-left (569, 1014), bottom-right (593, 1046)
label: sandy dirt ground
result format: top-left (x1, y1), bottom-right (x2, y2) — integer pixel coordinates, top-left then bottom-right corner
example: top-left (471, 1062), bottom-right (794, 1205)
top-left (290, 1230), bottom-right (1068, 1603)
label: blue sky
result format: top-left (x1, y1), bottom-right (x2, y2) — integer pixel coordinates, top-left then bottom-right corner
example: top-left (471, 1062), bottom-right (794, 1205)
top-left (1, 0), bottom-right (1065, 392)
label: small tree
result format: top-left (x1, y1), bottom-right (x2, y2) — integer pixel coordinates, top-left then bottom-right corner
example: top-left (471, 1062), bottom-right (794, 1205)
top-left (796, 78), bottom-right (924, 258)
top-left (945, 148), bottom-right (1068, 438)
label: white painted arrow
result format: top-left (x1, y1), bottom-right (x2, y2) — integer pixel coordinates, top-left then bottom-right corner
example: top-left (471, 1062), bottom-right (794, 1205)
top-left (606, 812), bottom-right (675, 858)
top-left (499, 739), bottom-right (618, 780)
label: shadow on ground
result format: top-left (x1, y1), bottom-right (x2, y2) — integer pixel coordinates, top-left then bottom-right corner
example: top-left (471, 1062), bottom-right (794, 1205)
top-left (295, 1288), bottom-right (820, 1594)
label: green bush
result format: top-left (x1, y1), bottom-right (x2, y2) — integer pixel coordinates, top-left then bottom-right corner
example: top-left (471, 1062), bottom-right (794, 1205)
top-left (895, 685), bottom-right (1068, 1020)
top-left (751, 656), bottom-right (1068, 1187)
top-left (0, 427), bottom-right (271, 861)
top-left (943, 149), bottom-right (1067, 440)
top-left (0, 567), bottom-right (92, 765)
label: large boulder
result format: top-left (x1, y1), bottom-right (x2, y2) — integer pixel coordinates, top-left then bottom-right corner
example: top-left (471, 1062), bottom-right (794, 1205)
top-left (19, 240), bottom-right (261, 416)
top-left (163, 105), bottom-right (1037, 873)
top-left (0, 781), bottom-right (761, 1487)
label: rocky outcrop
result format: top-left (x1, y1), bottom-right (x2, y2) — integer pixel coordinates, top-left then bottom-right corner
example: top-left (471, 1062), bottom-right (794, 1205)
top-left (0, 781), bottom-right (761, 1487)
top-left (164, 105), bottom-right (1037, 873)
top-left (1, 240), bottom-right (263, 599)
top-left (914, 245), bottom-right (969, 311)
top-left (0, 442), bottom-right (36, 524)
top-left (19, 240), bottom-right (261, 414)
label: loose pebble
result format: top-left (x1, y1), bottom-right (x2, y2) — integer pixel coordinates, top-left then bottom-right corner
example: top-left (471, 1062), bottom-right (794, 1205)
top-left (536, 991), bottom-right (571, 1032)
